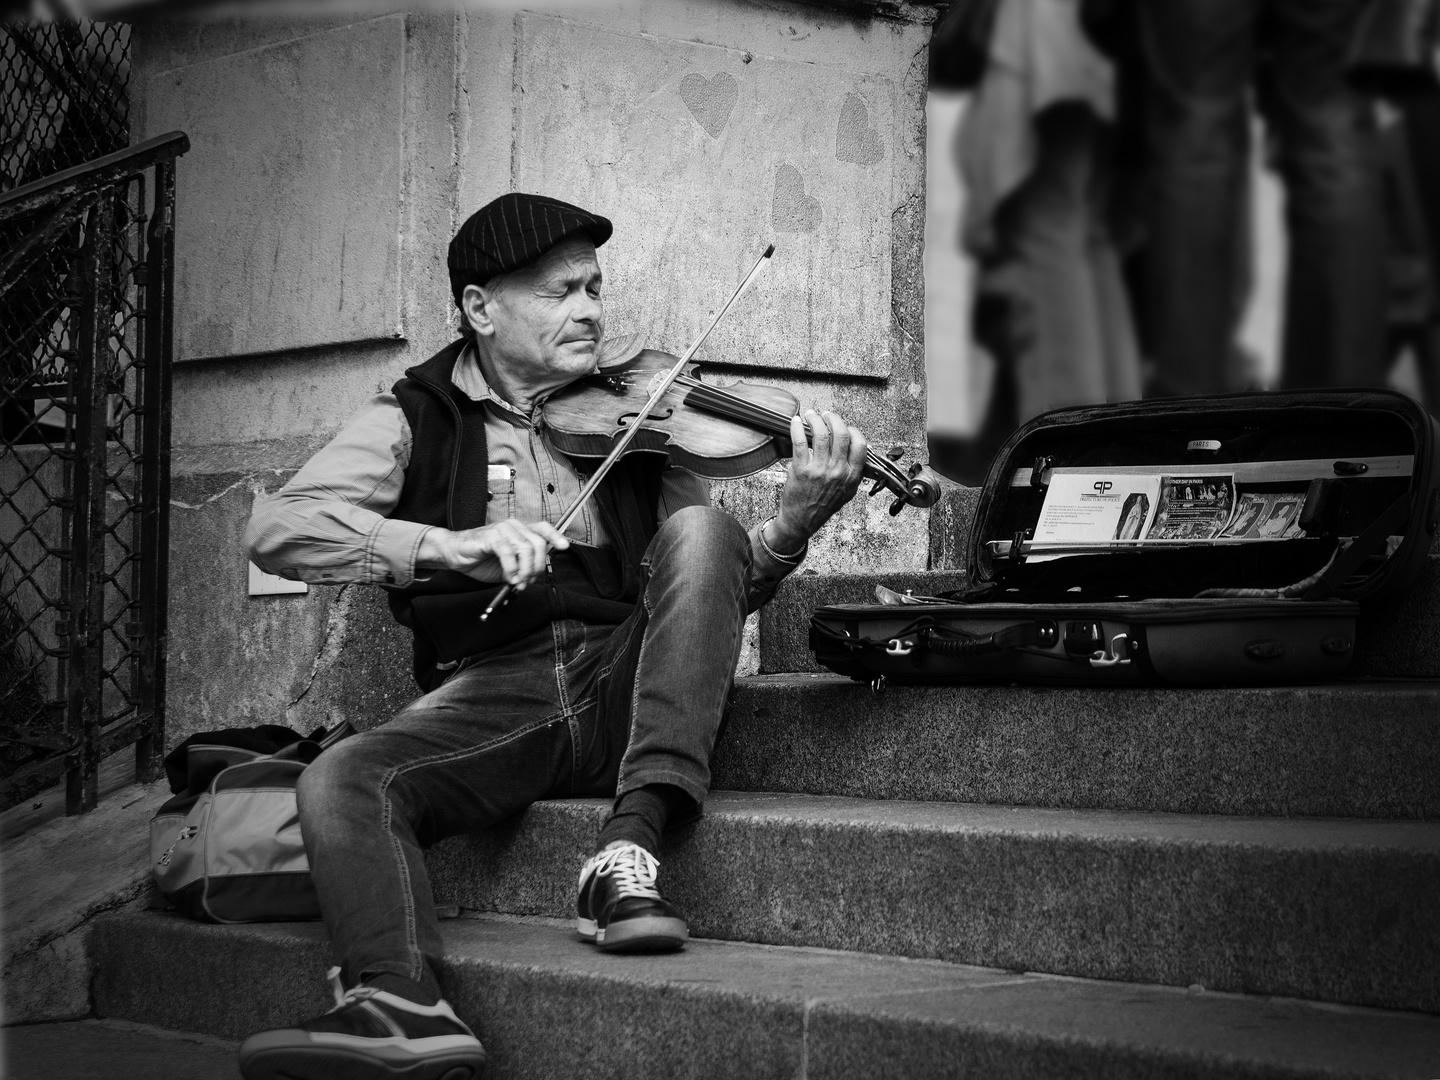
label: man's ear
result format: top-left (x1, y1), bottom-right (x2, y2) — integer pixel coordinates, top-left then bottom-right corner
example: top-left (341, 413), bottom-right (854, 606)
top-left (461, 283), bottom-right (496, 339)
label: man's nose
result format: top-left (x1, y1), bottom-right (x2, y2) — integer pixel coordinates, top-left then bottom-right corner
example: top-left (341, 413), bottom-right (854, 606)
top-left (574, 291), bottom-right (602, 325)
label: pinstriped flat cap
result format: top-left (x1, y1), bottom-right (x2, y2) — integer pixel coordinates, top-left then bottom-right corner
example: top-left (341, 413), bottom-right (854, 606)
top-left (448, 192), bottom-right (613, 305)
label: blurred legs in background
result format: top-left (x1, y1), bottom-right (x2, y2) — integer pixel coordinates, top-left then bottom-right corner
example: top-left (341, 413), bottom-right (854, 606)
top-left (1138, 0), bottom-right (1385, 394)
top-left (1383, 98), bottom-right (1440, 409)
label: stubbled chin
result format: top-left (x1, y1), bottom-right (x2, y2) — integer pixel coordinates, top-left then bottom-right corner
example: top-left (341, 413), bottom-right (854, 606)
top-left (557, 345), bottom-right (599, 377)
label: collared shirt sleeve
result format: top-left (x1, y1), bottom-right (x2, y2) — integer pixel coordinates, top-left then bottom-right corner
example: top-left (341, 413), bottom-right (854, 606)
top-left (656, 467), bottom-right (805, 613)
top-left (244, 394), bottom-right (432, 587)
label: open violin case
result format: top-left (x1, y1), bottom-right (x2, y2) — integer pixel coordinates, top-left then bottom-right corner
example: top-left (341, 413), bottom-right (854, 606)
top-left (810, 390), bottom-right (1440, 685)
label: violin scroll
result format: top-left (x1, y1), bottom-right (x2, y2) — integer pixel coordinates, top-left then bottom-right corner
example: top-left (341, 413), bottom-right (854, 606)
top-left (865, 447), bottom-right (941, 515)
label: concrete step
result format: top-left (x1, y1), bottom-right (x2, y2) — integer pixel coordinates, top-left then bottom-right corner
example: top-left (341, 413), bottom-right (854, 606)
top-left (712, 675), bottom-right (1440, 820)
top-left (417, 793), bottom-right (1440, 1014)
top-left (91, 911), bottom-right (1440, 1080)
top-left (5, 1018), bottom-right (242, 1080)
top-left (759, 556), bottom-right (1440, 678)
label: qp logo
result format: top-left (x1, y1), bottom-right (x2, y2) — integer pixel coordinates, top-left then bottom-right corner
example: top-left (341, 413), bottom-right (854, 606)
top-left (1092, 481), bottom-right (1114, 496)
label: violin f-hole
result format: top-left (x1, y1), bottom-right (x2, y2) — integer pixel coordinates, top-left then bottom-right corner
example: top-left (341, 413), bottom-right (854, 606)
top-left (616, 407), bottom-right (675, 429)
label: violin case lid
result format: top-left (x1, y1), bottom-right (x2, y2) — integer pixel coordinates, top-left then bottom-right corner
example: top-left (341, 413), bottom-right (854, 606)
top-left (809, 389), bottom-right (1440, 685)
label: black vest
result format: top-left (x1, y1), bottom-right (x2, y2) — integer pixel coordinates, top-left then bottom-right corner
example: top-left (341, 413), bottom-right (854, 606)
top-left (384, 340), bottom-right (666, 689)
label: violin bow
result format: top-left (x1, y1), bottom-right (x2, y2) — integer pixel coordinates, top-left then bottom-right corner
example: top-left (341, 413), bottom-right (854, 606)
top-left (480, 243), bottom-right (776, 622)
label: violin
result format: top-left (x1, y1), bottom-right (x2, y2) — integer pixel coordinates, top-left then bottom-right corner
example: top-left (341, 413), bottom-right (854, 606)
top-left (480, 243), bottom-right (938, 622)
top-left (541, 349), bottom-right (941, 516)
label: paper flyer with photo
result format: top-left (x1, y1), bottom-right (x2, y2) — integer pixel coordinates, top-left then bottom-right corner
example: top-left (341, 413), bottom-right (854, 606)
top-left (1220, 492), bottom-right (1307, 539)
top-left (1032, 473), bottom-right (1161, 550)
top-left (1144, 476), bottom-right (1235, 541)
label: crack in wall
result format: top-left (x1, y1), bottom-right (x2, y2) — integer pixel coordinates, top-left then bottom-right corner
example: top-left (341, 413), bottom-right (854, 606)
top-left (169, 470), bottom-right (290, 511)
top-left (891, 194), bottom-right (925, 345)
top-left (286, 582), bottom-right (353, 716)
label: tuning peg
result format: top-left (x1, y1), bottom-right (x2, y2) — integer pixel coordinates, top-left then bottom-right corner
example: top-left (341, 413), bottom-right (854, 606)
top-left (868, 479), bottom-right (886, 497)
top-left (889, 495), bottom-right (906, 516)
top-left (886, 446), bottom-right (905, 461)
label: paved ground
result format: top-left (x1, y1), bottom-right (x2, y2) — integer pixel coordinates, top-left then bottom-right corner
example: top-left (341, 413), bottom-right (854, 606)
top-left (4, 1017), bottom-right (241, 1080)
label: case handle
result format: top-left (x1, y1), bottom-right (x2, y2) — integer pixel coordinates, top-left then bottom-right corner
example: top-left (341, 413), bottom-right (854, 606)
top-left (888, 620), bottom-right (1058, 658)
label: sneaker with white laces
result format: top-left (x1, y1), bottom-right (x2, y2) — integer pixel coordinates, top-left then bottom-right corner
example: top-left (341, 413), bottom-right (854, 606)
top-left (575, 842), bottom-right (688, 952)
top-left (238, 967), bottom-right (487, 1080)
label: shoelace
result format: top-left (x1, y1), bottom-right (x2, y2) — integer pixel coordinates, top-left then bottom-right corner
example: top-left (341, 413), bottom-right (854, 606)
top-left (322, 967), bottom-right (412, 1039)
top-left (589, 844), bottom-right (664, 900)
top-left (326, 966), bottom-right (380, 1011)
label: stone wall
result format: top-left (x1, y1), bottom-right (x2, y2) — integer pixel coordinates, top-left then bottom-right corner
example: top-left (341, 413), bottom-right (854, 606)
top-left (129, 1), bottom-right (945, 744)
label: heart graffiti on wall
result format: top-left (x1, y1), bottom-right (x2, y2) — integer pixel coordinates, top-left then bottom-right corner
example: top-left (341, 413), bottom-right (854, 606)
top-left (516, 13), bottom-right (895, 377)
top-left (835, 92), bottom-right (885, 166)
top-left (772, 163), bottom-right (822, 233)
top-left (679, 71), bottom-right (739, 138)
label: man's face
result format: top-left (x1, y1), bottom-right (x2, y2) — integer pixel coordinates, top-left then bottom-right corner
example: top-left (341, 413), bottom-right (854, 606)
top-left (481, 236), bottom-right (605, 394)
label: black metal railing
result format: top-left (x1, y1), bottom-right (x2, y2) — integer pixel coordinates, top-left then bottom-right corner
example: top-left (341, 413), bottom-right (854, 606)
top-left (1, 130), bottom-right (188, 814)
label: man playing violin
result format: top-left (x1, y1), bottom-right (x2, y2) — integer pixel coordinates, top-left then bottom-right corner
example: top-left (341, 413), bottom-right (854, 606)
top-left (238, 192), bottom-right (867, 1080)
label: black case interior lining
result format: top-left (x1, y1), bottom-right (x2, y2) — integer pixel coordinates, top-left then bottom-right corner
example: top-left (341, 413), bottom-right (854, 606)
top-left (972, 404), bottom-right (1419, 603)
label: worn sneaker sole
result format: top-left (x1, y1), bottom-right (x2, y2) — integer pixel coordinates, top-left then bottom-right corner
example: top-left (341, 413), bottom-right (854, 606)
top-left (238, 1030), bottom-right (486, 1080)
top-left (595, 913), bottom-right (689, 953)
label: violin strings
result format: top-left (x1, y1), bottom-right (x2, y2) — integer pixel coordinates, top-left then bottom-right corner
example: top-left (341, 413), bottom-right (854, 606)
top-left (675, 377), bottom-right (789, 434)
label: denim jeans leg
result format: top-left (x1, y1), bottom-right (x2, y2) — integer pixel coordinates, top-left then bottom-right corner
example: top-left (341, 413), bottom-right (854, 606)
top-left (1265, 0), bottom-right (1386, 389)
top-left (578, 505), bottom-right (749, 813)
top-left (296, 625), bottom-right (575, 997)
top-left (1138, 0), bottom-right (1257, 395)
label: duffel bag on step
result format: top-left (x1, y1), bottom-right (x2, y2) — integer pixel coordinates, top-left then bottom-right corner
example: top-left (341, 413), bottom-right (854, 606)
top-left (150, 722), bottom-right (352, 923)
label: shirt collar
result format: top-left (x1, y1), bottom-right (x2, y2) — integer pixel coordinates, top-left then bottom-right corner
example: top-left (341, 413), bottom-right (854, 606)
top-left (453, 342), bottom-right (530, 421)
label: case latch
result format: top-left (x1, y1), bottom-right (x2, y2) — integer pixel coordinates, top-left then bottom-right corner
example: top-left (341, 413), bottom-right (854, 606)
top-left (885, 637), bottom-right (916, 657)
top-left (1088, 633), bottom-right (1133, 668)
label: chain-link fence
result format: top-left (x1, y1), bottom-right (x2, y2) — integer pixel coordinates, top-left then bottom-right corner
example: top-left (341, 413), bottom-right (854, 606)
top-left (2, 19), bottom-right (129, 193)
top-left (2, 18), bottom-right (185, 814)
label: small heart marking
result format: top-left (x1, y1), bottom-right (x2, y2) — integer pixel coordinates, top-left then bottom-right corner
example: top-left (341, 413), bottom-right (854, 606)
top-left (680, 72), bottom-right (739, 139)
top-left (835, 92), bottom-right (885, 166)
top-left (773, 164), bottom-right (822, 234)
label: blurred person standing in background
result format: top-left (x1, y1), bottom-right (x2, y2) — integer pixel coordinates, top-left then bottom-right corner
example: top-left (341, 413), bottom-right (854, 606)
top-left (1347, 0), bottom-right (1440, 408)
top-left (1133, 0), bottom-right (1387, 394)
top-left (938, 0), bottom-right (1142, 480)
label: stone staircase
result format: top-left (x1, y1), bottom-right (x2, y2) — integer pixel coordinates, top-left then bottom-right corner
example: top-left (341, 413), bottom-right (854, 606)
top-left (80, 550), bottom-right (1440, 1077)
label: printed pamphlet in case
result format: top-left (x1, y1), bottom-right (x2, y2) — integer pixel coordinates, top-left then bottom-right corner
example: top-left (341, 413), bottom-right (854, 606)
top-left (1147, 476), bottom-right (1235, 541)
top-left (1220, 492), bottom-right (1307, 539)
top-left (1031, 471), bottom-right (1306, 553)
top-left (1032, 473), bottom-right (1162, 550)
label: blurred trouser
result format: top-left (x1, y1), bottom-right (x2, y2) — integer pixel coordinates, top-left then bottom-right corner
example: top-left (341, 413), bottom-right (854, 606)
top-left (1138, 0), bottom-right (1386, 394)
top-left (991, 104), bottom-right (1142, 422)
